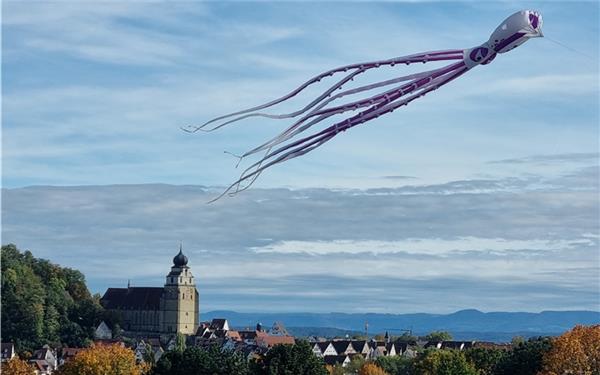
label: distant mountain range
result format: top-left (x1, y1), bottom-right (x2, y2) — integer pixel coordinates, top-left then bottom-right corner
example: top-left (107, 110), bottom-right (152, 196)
top-left (204, 309), bottom-right (600, 342)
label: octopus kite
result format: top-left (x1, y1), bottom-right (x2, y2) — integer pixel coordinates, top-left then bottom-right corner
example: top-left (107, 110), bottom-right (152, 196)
top-left (186, 10), bottom-right (543, 200)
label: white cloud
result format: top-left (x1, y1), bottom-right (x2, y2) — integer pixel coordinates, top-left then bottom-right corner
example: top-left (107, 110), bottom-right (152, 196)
top-left (250, 237), bottom-right (595, 256)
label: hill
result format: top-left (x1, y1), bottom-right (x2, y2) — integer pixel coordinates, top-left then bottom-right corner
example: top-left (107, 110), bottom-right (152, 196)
top-left (204, 309), bottom-right (600, 342)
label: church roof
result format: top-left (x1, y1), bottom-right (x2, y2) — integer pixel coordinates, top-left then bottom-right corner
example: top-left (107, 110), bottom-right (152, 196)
top-left (101, 287), bottom-right (163, 310)
top-left (173, 244), bottom-right (188, 267)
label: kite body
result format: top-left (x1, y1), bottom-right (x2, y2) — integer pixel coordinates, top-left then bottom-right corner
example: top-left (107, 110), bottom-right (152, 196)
top-left (188, 10), bottom-right (543, 200)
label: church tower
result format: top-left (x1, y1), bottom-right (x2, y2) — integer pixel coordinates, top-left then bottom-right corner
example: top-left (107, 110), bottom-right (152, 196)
top-left (160, 245), bottom-right (199, 335)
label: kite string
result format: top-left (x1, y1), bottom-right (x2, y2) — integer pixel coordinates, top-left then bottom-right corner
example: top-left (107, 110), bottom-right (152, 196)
top-left (543, 35), bottom-right (595, 61)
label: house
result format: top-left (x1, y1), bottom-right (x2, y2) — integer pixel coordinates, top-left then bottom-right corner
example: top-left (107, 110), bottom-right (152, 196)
top-left (331, 340), bottom-right (355, 355)
top-left (312, 341), bottom-right (337, 357)
top-left (425, 340), bottom-right (476, 351)
top-left (209, 318), bottom-right (229, 331)
top-left (58, 347), bottom-right (85, 366)
top-left (369, 341), bottom-right (396, 359)
top-left (1, 343), bottom-right (15, 362)
top-left (31, 346), bottom-right (57, 371)
top-left (268, 322), bottom-right (289, 336)
top-left (255, 335), bottom-right (295, 348)
top-left (31, 359), bottom-right (53, 375)
top-left (351, 340), bottom-right (370, 356)
top-left (323, 354), bottom-right (351, 367)
top-left (94, 321), bottom-right (113, 340)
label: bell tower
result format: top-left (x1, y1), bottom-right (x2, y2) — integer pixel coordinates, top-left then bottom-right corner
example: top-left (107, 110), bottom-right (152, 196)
top-left (160, 244), bottom-right (199, 335)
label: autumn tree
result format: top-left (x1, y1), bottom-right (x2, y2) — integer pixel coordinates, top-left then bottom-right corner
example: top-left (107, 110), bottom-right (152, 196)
top-left (55, 344), bottom-right (146, 375)
top-left (539, 325), bottom-right (600, 375)
top-left (1, 357), bottom-right (35, 375)
top-left (326, 364), bottom-right (345, 375)
top-left (359, 362), bottom-right (389, 375)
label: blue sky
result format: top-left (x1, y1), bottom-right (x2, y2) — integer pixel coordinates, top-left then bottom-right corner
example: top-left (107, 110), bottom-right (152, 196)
top-left (2, 1), bottom-right (599, 313)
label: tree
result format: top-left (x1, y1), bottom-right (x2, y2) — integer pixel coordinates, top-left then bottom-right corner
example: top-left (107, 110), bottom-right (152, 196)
top-left (375, 355), bottom-right (413, 375)
top-left (359, 362), bottom-right (389, 375)
top-left (174, 333), bottom-right (186, 353)
top-left (326, 364), bottom-right (345, 375)
top-left (1, 244), bottom-right (103, 353)
top-left (539, 325), bottom-right (600, 375)
top-left (413, 349), bottom-right (478, 375)
top-left (345, 355), bottom-right (366, 374)
top-left (250, 340), bottom-right (327, 375)
top-left (423, 331), bottom-right (452, 342)
top-left (153, 346), bottom-right (248, 375)
top-left (464, 347), bottom-right (506, 375)
top-left (55, 344), bottom-right (146, 375)
top-left (495, 336), bottom-right (552, 375)
top-left (1, 357), bottom-right (35, 375)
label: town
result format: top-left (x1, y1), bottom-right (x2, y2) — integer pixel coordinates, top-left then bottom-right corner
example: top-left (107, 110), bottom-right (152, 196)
top-left (2, 244), bottom-right (597, 375)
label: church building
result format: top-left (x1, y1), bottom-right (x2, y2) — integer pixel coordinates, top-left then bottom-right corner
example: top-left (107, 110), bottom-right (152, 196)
top-left (101, 246), bottom-right (199, 335)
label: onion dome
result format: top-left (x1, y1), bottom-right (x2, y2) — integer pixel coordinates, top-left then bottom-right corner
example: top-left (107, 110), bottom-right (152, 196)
top-left (173, 244), bottom-right (188, 267)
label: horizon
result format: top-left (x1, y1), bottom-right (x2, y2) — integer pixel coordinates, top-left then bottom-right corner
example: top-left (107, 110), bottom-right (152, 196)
top-left (2, 2), bottom-right (599, 315)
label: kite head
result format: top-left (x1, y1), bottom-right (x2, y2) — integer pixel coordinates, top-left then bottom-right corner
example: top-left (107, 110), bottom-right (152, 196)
top-left (464, 10), bottom-right (543, 69)
top-left (488, 10), bottom-right (543, 53)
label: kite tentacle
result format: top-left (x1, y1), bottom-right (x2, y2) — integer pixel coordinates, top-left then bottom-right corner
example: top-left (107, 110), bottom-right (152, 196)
top-left (214, 62), bottom-right (468, 199)
top-left (238, 61), bottom-right (467, 159)
top-left (185, 50), bottom-right (464, 132)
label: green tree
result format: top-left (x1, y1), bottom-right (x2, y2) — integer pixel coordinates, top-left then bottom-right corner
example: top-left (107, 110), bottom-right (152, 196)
top-left (375, 355), bottom-right (413, 375)
top-left (423, 331), bottom-right (453, 342)
top-left (154, 345), bottom-right (249, 375)
top-left (495, 337), bottom-right (552, 375)
top-left (413, 349), bottom-right (478, 375)
top-left (250, 340), bottom-right (327, 375)
top-left (464, 347), bottom-right (506, 375)
top-left (174, 333), bottom-right (187, 353)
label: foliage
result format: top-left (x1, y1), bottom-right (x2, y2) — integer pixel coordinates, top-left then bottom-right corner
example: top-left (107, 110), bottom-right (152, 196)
top-left (344, 354), bottom-right (366, 374)
top-left (174, 333), bottom-right (186, 353)
top-left (394, 333), bottom-right (418, 343)
top-left (326, 364), bottom-right (345, 375)
top-left (413, 349), bottom-right (478, 375)
top-left (1, 244), bottom-right (108, 353)
top-left (463, 347), bottom-right (506, 375)
top-left (141, 342), bottom-right (157, 367)
top-left (55, 344), bottom-right (147, 375)
top-left (359, 362), bottom-right (389, 375)
top-left (495, 336), bottom-right (552, 375)
top-left (153, 345), bottom-right (249, 375)
top-left (250, 340), bottom-right (327, 375)
top-left (423, 331), bottom-right (452, 342)
top-left (375, 355), bottom-right (413, 375)
top-left (539, 325), bottom-right (600, 375)
top-left (0, 357), bottom-right (35, 375)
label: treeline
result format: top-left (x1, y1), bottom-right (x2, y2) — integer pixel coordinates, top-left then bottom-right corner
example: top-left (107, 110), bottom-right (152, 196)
top-left (1, 244), bottom-right (111, 353)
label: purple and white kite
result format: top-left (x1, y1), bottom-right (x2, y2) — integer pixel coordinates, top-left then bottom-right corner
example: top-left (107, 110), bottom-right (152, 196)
top-left (186, 10), bottom-right (543, 200)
